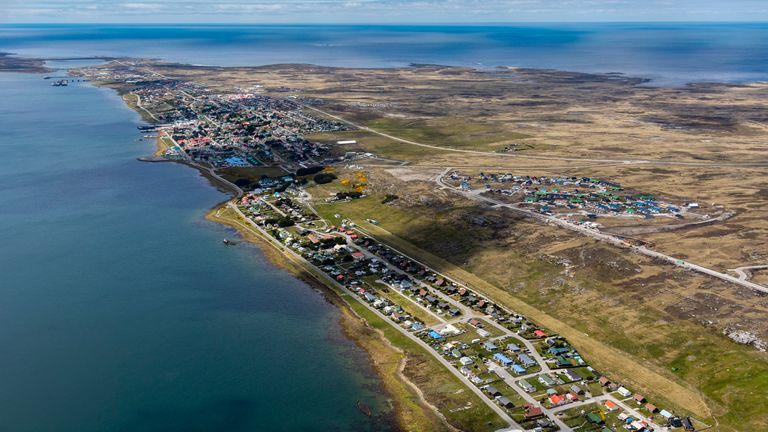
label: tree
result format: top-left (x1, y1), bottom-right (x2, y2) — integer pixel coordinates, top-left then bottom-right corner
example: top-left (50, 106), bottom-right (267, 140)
top-left (313, 173), bottom-right (337, 184)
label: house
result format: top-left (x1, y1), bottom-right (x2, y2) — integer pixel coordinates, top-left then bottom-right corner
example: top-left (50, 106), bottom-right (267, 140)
top-left (485, 386), bottom-right (501, 397)
top-left (425, 295), bottom-right (438, 304)
top-left (351, 251), bottom-right (365, 260)
top-left (498, 396), bottom-right (514, 408)
top-left (633, 394), bottom-right (646, 404)
top-left (682, 417), bottom-right (695, 431)
top-left (598, 376), bottom-right (611, 386)
top-left (586, 412), bottom-right (603, 424)
top-left (518, 379), bottom-right (535, 393)
top-left (549, 346), bottom-right (570, 355)
top-left (659, 409), bottom-right (673, 419)
top-left (494, 353), bottom-right (514, 366)
top-left (523, 404), bottom-right (543, 419)
top-left (533, 329), bottom-right (547, 338)
top-left (570, 384), bottom-right (583, 395)
top-left (518, 353), bottom-right (536, 367)
top-left (459, 356), bottom-right (474, 366)
top-left (511, 364), bottom-right (526, 375)
top-left (363, 292), bottom-right (376, 302)
top-left (604, 400), bottom-right (619, 411)
top-left (645, 403), bottom-right (658, 413)
top-left (538, 374), bottom-right (556, 387)
top-left (458, 287), bottom-right (468, 296)
top-left (477, 328), bottom-right (491, 338)
top-left (617, 386), bottom-right (632, 398)
top-left (549, 394), bottom-right (566, 406)
top-left (563, 369), bottom-right (582, 382)
top-left (483, 341), bottom-right (498, 351)
top-left (448, 308), bottom-right (460, 316)
top-left (427, 331), bottom-right (442, 340)
top-left (506, 343), bottom-right (521, 352)
top-left (468, 318), bottom-right (481, 327)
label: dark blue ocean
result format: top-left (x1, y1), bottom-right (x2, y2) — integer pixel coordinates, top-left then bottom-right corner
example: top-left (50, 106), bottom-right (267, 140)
top-left (3, 23), bottom-right (768, 84)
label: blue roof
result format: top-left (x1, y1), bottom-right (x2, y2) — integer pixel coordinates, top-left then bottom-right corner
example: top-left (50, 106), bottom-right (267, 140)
top-left (494, 353), bottom-right (513, 364)
top-left (512, 364), bottom-right (526, 373)
top-left (428, 331), bottom-right (442, 339)
top-left (549, 347), bottom-right (570, 355)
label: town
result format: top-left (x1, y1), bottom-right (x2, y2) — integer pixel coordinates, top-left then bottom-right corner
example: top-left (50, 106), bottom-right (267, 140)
top-left (73, 61), bottom-right (713, 432)
top-left (232, 184), bottom-right (699, 432)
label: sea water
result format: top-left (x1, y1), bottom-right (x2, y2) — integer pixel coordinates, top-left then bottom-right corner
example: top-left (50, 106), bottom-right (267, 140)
top-left (0, 69), bottom-right (394, 431)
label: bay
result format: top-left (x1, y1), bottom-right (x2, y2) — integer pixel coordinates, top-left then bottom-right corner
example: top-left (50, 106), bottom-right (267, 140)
top-left (0, 69), bottom-right (393, 432)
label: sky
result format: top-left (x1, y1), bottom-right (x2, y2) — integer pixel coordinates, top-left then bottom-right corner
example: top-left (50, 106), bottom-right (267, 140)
top-left (2, 0), bottom-right (768, 23)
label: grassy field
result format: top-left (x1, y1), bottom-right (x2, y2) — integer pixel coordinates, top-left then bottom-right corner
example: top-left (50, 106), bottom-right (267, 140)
top-left (308, 190), bottom-right (768, 431)
top-left (363, 117), bottom-right (532, 151)
top-left (217, 166), bottom-right (289, 185)
top-left (306, 129), bottom-right (447, 161)
top-left (208, 205), bottom-right (506, 432)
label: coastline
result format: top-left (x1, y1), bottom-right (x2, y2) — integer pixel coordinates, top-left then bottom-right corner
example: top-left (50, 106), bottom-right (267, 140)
top-left (93, 73), bottom-right (435, 429)
top-left (206, 205), bottom-right (454, 432)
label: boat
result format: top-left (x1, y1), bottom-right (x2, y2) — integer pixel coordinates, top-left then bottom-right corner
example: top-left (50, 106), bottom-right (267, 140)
top-left (356, 400), bottom-right (372, 417)
top-left (51, 80), bottom-right (68, 87)
top-left (222, 239), bottom-right (237, 246)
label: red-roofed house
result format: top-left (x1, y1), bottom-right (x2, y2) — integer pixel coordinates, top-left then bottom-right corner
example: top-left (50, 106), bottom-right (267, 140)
top-left (549, 394), bottom-right (566, 407)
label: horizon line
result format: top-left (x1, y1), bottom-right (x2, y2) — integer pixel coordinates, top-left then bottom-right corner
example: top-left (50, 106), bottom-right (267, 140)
top-left (3, 20), bottom-right (768, 26)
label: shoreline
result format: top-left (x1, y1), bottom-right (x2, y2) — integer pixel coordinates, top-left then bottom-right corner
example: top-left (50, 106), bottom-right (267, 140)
top-left (108, 76), bottom-right (440, 430)
top-left (206, 205), bottom-right (453, 432)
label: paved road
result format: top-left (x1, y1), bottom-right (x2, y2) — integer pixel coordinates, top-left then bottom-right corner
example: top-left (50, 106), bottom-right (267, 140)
top-left (226, 203), bottom-right (523, 431)
top-left (304, 105), bottom-right (768, 168)
top-left (730, 264), bottom-right (768, 281)
top-left (436, 170), bottom-right (768, 295)
top-left (487, 363), bottom-right (572, 431)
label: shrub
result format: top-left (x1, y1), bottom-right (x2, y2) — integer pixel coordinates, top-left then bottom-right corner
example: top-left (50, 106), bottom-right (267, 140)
top-left (296, 166), bottom-right (325, 176)
top-left (313, 173), bottom-right (337, 184)
top-left (277, 217), bottom-right (295, 228)
top-left (382, 194), bottom-right (399, 204)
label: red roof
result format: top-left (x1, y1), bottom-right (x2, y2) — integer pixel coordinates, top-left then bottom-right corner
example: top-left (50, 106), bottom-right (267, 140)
top-left (549, 394), bottom-right (565, 405)
top-left (534, 329), bottom-right (547, 337)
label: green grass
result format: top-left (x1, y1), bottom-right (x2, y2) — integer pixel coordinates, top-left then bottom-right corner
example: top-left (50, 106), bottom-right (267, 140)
top-left (309, 189), bottom-right (768, 431)
top-left (364, 117), bottom-right (532, 151)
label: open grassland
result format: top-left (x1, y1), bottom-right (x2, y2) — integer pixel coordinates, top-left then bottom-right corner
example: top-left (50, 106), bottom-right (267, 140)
top-left (362, 117), bottom-right (532, 151)
top-left (217, 166), bottom-right (289, 185)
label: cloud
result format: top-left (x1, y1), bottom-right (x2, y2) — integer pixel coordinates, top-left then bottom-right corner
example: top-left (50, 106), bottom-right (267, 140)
top-left (2, 0), bottom-right (768, 23)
